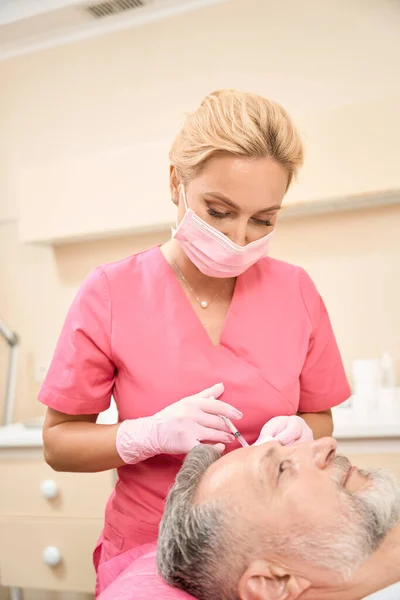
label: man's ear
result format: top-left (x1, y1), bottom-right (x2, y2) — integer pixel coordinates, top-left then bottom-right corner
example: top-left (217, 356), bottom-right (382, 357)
top-left (238, 560), bottom-right (311, 600)
top-left (169, 166), bottom-right (180, 204)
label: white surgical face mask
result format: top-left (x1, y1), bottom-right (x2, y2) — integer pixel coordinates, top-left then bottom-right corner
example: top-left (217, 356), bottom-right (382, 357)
top-left (172, 185), bottom-right (274, 278)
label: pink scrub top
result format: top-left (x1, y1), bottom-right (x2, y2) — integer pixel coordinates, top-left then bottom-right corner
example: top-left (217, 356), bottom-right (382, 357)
top-left (39, 246), bottom-right (350, 591)
top-left (97, 543), bottom-right (194, 600)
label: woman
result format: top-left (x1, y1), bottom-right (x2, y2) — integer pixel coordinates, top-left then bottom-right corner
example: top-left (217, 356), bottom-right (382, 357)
top-left (40, 89), bottom-right (350, 595)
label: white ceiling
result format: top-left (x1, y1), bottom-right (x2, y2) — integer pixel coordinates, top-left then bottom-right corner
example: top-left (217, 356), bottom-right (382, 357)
top-left (0, 0), bottom-right (230, 58)
top-left (0, 0), bottom-right (84, 24)
top-left (0, 0), bottom-right (399, 117)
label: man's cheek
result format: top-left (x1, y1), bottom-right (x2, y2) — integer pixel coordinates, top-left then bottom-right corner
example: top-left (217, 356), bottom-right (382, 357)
top-left (284, 481), bottom-right (342, 526)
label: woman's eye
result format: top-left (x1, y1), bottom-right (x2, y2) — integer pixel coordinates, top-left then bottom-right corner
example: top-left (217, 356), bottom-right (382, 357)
top-left (207, 208), bottom-right (230, 219)
top-left (253, 218), bottom-right (273, 227)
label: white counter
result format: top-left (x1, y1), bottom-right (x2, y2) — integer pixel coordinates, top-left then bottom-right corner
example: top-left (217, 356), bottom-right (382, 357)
top-left (0, 400), bottom-right (119, 450)
top-left (366, 583), bottom-right (400, 600)
top-left (0, 410), bottom-right (398, 451)
top-left (334, 423), bottom-right (400, 439)
top-left (0, 420), bottom-right (43, 448)
top-left (332, 403), bottom-right (400, 453)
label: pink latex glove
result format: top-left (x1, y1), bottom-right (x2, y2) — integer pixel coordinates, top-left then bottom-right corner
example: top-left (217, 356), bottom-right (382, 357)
top-left (116, 383), bottom-right (242, 464)
top-left (253, 415), bottom-right (314, 446)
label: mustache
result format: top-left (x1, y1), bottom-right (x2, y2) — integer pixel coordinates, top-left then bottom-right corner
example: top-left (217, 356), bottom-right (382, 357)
top-left (329, 454), bottom-right (353, 487)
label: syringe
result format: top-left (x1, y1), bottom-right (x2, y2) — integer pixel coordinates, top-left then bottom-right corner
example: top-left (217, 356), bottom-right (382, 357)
top-left (221, 416), bottom-right (249, 447)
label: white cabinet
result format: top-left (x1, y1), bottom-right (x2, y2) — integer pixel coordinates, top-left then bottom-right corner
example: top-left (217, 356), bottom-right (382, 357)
top-left (0, 518), bottom-right (103, 592)
top-left (0, 447), bottom-right (113, 593)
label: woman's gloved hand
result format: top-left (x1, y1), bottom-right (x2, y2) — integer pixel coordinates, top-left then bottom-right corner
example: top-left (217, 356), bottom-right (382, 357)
top-left (253, 415), bottom-right (314, 446)
top-left (116, 383), bottom-right (242, 464)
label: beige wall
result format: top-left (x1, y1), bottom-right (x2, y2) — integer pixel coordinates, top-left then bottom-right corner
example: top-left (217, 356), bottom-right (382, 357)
top-left (1, 202), bottom-right (399, 424)
top-left (0, 0), bottom-right (399, 422)
top-left (1, 0), bottom-right (399, 243)
top-left (272, 204), bottom-right (400, 372)
top-left (11, 97), bottom-right (400, 244)
top-left (0, 4), bottom-right (399, 599)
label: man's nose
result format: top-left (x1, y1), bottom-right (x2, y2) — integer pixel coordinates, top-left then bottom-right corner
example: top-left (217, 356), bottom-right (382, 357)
top-left (311, 437), bottom-right (337, 469)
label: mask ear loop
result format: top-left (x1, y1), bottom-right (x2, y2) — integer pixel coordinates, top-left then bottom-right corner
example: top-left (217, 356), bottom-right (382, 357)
top-left (180, 183), bottom-right (189, 211)
top-left (172, 184), bottom-right (189, 235)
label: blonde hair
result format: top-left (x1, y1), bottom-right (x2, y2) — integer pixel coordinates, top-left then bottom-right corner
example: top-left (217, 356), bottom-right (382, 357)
top-left (170, 89), bottom-right (304, 189)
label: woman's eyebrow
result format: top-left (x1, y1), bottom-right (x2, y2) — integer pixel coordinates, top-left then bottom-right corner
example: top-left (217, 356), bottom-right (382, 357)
top-left (205, 192), bottom-right (281, 213)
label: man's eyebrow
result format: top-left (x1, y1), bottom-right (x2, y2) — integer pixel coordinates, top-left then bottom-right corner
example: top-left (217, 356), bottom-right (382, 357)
top-left (261, 446), bottom-right (279, 464)
top-left (259, 446), bottom-right (280, 488)
top-left (204, 192), bottom-right (281, 214)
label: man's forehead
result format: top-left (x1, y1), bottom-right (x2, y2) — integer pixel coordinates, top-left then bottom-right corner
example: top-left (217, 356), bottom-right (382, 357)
top-left (196, 443), bottom-right (279, 503)
top-left (195, 448), bottom-right (250, 502)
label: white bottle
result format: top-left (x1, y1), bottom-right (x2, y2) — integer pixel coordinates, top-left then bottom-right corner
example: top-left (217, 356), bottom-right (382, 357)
top-left (379, 352), bottom-right (399, 422)
top-left (381, 352), bottom-right (396, 388)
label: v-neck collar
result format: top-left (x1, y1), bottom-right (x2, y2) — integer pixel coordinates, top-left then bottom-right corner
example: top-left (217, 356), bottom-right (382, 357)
top-left (155, 246), bottom-right (244, 349)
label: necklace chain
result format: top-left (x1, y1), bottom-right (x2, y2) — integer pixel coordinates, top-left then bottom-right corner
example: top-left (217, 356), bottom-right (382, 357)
top-left (172, 262), bottom-right (223, 309)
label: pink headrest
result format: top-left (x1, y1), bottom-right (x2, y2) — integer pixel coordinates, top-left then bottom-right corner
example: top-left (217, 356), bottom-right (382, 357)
top-left (98, 547), bottom-right (197, 600)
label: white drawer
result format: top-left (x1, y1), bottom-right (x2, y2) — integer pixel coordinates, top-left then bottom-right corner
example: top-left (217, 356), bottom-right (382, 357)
top-left (0, 459), bottom-right (114, 517)
top-left (0, 517), bottom-right (102, 592)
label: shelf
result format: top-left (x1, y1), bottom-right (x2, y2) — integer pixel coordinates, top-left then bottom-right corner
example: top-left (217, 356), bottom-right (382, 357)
top-left (20, 187), bottom-right (400, 246)
top-left (280, 188), bottom-right (400, 220)
top-left (20, 177), bottom-right (400, 246)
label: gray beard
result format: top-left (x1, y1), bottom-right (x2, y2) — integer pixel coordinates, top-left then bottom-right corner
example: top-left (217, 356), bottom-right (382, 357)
top-left (288, 455), bottom-right (400, 579)
top-left (351, 467), bottom-right (400, 548)
top-left (331, 455), bottom-right (400, 557)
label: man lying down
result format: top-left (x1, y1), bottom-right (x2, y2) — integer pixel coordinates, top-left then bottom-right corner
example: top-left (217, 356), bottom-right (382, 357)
top-left (99, 437), bottom-right (400, 600)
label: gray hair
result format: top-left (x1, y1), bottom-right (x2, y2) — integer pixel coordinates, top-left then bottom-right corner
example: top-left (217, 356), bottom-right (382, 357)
top-left (157, 448), bottom-right (400, 598)
top-left (157, 445), bottom-right (241, 600)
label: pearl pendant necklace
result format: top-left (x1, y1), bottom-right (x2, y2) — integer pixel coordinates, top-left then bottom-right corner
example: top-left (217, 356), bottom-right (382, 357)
top-left (172, 262), bottom-right (222, 309)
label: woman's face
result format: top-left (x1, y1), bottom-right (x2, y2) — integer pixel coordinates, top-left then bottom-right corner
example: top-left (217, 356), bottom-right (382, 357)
top-left (171, 154), bottom-right (289, 246)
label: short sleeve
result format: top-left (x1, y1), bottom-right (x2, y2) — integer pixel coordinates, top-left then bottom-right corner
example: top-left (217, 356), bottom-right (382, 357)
top-left (298, 269), bottom-right (351, 413)
top-left (39, 266), bottom-right (115, 415)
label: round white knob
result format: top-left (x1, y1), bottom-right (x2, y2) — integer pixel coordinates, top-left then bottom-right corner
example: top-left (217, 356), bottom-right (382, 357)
top-left (40, 479), bottom-right (59, 500)
top-left (43, 546), bottom-right (62, 567)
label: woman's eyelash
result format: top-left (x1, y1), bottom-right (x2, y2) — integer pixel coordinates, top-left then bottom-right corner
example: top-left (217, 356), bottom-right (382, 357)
top-left (207, 207), bottom-right (273, 227)
top-left (207, 209), bottom-right (272, 227)
top-left (254, 218), bottom-right (272, 227)
top-left (207, 208), bottom-right (229, 219)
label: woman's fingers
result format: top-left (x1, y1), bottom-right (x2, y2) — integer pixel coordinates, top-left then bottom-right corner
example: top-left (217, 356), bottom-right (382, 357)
top-left (199, 397), bottom-right (243, 420)
top-left (197, 413), bottom-right (232, 432)
top-left (198, 383), bottom-right (225, 398)
top-left (196, 425), bottom-right (235, 444)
